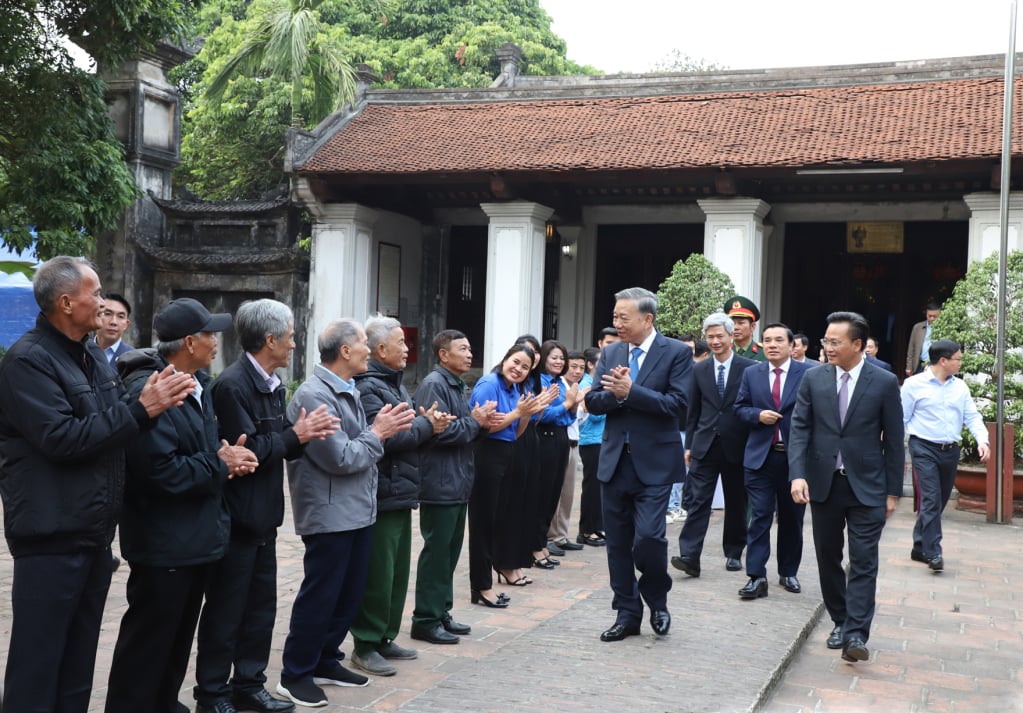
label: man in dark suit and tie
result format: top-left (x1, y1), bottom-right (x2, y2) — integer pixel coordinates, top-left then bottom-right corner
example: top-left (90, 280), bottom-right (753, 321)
top-left (95, 292), bottom-right (134, 366)
top-left (585, 287), bottom-right (691, 642)
top-left (734, 323), bottom-right (812, 600)
top-left (864, 337), bottom-right (893, 373)
top-left (789, 311), bottom-right (904, 663)
top-left (672, 312), bottom-right (754, 578)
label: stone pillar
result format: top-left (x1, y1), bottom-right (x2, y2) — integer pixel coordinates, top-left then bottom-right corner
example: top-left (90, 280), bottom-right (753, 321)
top-left (963, 192), bottom-right (1023, 262)
top-left (697, 198), bottom-right (771, 310)
top-left (480, 201), bottom-right (554, 369)
top-left (304, 202), bottom-right (378, 375)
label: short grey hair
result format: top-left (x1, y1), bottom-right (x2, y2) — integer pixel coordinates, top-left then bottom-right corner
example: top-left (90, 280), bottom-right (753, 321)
top-left (703, 312), bottom-right (735, 336)
top-left (319, 319), bottom-right (363, 363)
top-left (33, 256), bottom-right (92, 315)
top-left (614, 287), bottom-right (658, 317)
top-left (236, 299), bottom-right (293, 354)
top-left (365, 313), bottom-right (402, 352)
top-left (155, 333), bottom-right (201, 358)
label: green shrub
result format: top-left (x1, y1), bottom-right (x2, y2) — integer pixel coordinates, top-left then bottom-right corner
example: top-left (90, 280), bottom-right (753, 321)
top-left (655, 254), bottom-right (736, 339)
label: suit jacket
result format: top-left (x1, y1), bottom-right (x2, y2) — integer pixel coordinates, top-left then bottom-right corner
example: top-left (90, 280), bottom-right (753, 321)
top-left (585, 332), bottom-right (691, 486)
top-left (98, 339), bottom-right (134, 367)
top-left (734, 359), bottom-right (813, 471)
top-left (865, 354), bottom-right (893, 373)
top-left (685, 355), bottom-right (756, 464)
top-left (787, 360), bottom-right (904, 507)
top-left (905, 320), bottom-right (928, 374)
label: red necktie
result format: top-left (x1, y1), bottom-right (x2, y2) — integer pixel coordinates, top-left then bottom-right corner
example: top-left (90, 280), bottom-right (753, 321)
top-left (771, 367), bottom-right (782, 444)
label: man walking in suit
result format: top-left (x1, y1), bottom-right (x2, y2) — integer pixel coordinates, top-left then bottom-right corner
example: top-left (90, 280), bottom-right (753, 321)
top-left (789, 311), bottom-right (904, 663)
top-left (905, 302), bottom-right (941, 376)
top-left (672, 312), bottom-right (754, 578)
top-left (734, 323), bottom-right (812, 600)
top-left (585, 287), bottom-right (691, 642)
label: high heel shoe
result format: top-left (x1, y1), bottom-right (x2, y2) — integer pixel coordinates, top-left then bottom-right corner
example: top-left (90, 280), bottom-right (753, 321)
top-left (532, 557), bottom-right (556, 570)
top-left (471, 589), bottom-right (509, 608)
top-left (497, 570), bottom-right (532, 586)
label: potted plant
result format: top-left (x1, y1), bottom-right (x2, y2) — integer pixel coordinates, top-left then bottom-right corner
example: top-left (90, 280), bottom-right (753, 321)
top-left (932, 249), bottom-right (1023, 512)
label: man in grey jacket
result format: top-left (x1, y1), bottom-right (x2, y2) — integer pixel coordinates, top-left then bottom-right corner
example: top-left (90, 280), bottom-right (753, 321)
top-left (276, 319), bottom-right (415, 708)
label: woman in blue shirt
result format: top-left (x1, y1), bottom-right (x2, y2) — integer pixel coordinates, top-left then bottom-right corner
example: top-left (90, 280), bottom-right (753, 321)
top-left (468, 343), bottom-right (551, 607)
top-left (533, 340), bottom-right (581, 568)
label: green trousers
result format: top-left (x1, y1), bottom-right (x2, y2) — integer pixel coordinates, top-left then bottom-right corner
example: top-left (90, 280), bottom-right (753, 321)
top-left (351, 509), bottom-right (412, 654)
top-left (411, 503), bottom-right (467, 629)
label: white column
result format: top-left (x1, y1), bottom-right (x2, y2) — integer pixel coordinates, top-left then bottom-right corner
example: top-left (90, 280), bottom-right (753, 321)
top-left (697, 198), bottom-right (771, 309)
top-left (963, 192), bottom-right (1023, 262)
top-left (480, 201), bottom-right (554, 369)
top-left (305, 203), bottom-right (378, 374)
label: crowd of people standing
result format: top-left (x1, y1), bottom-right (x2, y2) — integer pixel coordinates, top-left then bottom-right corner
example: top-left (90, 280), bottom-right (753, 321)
top-left (0, 256), bottom-right (987, 711)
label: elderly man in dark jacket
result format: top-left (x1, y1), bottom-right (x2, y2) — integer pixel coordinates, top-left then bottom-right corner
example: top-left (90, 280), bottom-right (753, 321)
top-left (349, 315), bottom-right (452, 676)
top-left (0, 257), bottom-right (194, 713)
top-left (105, 298), bottom-right (258, 713)
top-left (195, 299), bottom-right (338, 713)
top-left (409, 330), bottom-right (497, 645)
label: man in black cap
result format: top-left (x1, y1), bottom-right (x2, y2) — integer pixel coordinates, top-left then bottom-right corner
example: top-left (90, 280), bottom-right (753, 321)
top-left (105, 298), bottom-right (259, 713)
top-left (725, 295), bottom-right (766, 363)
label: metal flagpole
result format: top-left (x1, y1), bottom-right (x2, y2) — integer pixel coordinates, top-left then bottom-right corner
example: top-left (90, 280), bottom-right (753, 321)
top-left (995, 0), bottom-right (1018, 523)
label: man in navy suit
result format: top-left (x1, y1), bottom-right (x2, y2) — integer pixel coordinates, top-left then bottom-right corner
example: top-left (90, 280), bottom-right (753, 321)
top-left (95, 292), bottom-right (134, 366)
top-left (789, 311), bottom-right (904, 663)
top-left (864, 337), bottom-right (893, 373)
top-left (585, 287), bottom-right (691, 642)
top-left (734, 323), bottom-right (812, 600)
top-left (672, 312), bottom-right (754, 578)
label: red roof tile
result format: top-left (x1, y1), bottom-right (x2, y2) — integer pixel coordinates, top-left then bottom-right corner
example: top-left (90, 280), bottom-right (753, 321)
top-left (299, 76), bottom-right (1022, 176)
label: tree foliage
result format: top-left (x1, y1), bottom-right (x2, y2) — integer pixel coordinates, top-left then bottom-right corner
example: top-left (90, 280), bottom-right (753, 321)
top-left (0, 1), bottom-right (198, 259)
top-left (650, 49), bottom-right (726, 73)
top-left (933, 250), bottom-right (1023, 460)
top-left (176, 0), bottom-right (596, 199)
top-left (655, 254), bottom-right (735, 339)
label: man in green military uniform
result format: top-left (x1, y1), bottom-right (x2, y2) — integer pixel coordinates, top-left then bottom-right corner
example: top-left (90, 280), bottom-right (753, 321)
top-left (725, 296), bottom-right (766, 363)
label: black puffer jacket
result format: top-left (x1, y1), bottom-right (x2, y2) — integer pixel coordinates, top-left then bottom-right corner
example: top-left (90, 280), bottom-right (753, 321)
top-left (354, 360), bottom-right (435, 511)
top-left (118, 349), bottom-right (229, 567)
top-left (0, 314), bottom-right (150, 557)
top-left (211, 354), bottom-right (303, 542)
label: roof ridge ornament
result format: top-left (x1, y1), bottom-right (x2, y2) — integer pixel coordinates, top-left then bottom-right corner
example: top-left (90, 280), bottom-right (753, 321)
top-left (491, 43), bottom-right (524, 88)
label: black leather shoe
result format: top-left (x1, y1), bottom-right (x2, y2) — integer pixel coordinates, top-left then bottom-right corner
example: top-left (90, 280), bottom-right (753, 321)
top-left (196, 702), bottom-right (238, 713)
top-left (599, 622), bottom-right (640, 642)
top-left (649, 609), bottom-right (671, 635)
top-left (779, 576), bottom-right (801, 593)
top-left (670, 555), bottom-right (701, 577)
top-left (841, 637), bottom-right (869, 662)
top-left (232, 688), bottom-right (295, 713)
top-left (557, 539), bottom-right (584, 551)
top-left (577, 533), bottom-right (606, 546)
top-left (410, 623), bottom-right (459, 644)
top-left (725, 557), bottom-right (742, 571)
top-left (546, 541), bottom-right (566, 557)
top-left (441, 615), bottom-right (471, 635)
top-left (927, 555), bottom-right (944, 571)
top-left (738, 577), bottom-right (768, 599)
top-left (910, 549), bottom-right (927, 563)
top-left (826, 625), bottom-right (843, 650)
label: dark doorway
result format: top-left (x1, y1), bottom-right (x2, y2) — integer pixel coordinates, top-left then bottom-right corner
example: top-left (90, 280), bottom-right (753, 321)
top-left (593, 223), bottom-right (704, 341)
top-left (446, 226), bottom-right (488, 368)
top-left (781, 221), bottom-right (967, 375)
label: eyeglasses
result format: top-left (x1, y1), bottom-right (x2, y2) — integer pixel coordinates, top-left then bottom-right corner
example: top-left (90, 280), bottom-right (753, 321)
top-left (946, 356), bottom-right (963, 361)
top-left (819, 339), bottom-right (846, 349)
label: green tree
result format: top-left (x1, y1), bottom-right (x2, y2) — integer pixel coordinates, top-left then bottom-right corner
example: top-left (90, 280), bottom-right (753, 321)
top-left (650, 49), bottom-right (726, 73)
top-left (176, 0), bottom-right (595, 199)
top-left (933, 250), bottom-right (1023, 461)
top-left (0, 1), bottom-right (197, 259)
top-left (655, 254), bottom-right (735, 339)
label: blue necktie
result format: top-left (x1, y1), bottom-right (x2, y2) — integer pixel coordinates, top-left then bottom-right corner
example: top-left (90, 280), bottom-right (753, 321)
top-left (717, 363), bottom-right (725, 397)
top-left (629, 346), bottom-right (642, 381)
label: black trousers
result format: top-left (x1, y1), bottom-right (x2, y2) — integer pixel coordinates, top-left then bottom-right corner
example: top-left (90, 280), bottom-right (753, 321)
top-left (677, 438), bottom-right (747, 561)
top-left (535, 424), bottom-right (569, 550)
top-left (909, 437), bottom-right (960, 558)
top-left (577, 444), bottom-right (604, 536)
top-left (106, 562), bottom-right (211, 713)
top-left (4, 548), bottom-right (113, 713)
top-left (469, 438), bottom-right (515, 589)
top-left (810, 473), bottom-right (887, 644)
top-left (194, 537), bottom-right (278, 705)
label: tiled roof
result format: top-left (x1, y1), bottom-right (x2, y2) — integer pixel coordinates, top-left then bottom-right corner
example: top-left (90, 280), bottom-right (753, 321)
top-left (299, 76), bottom-right (1021, 176)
